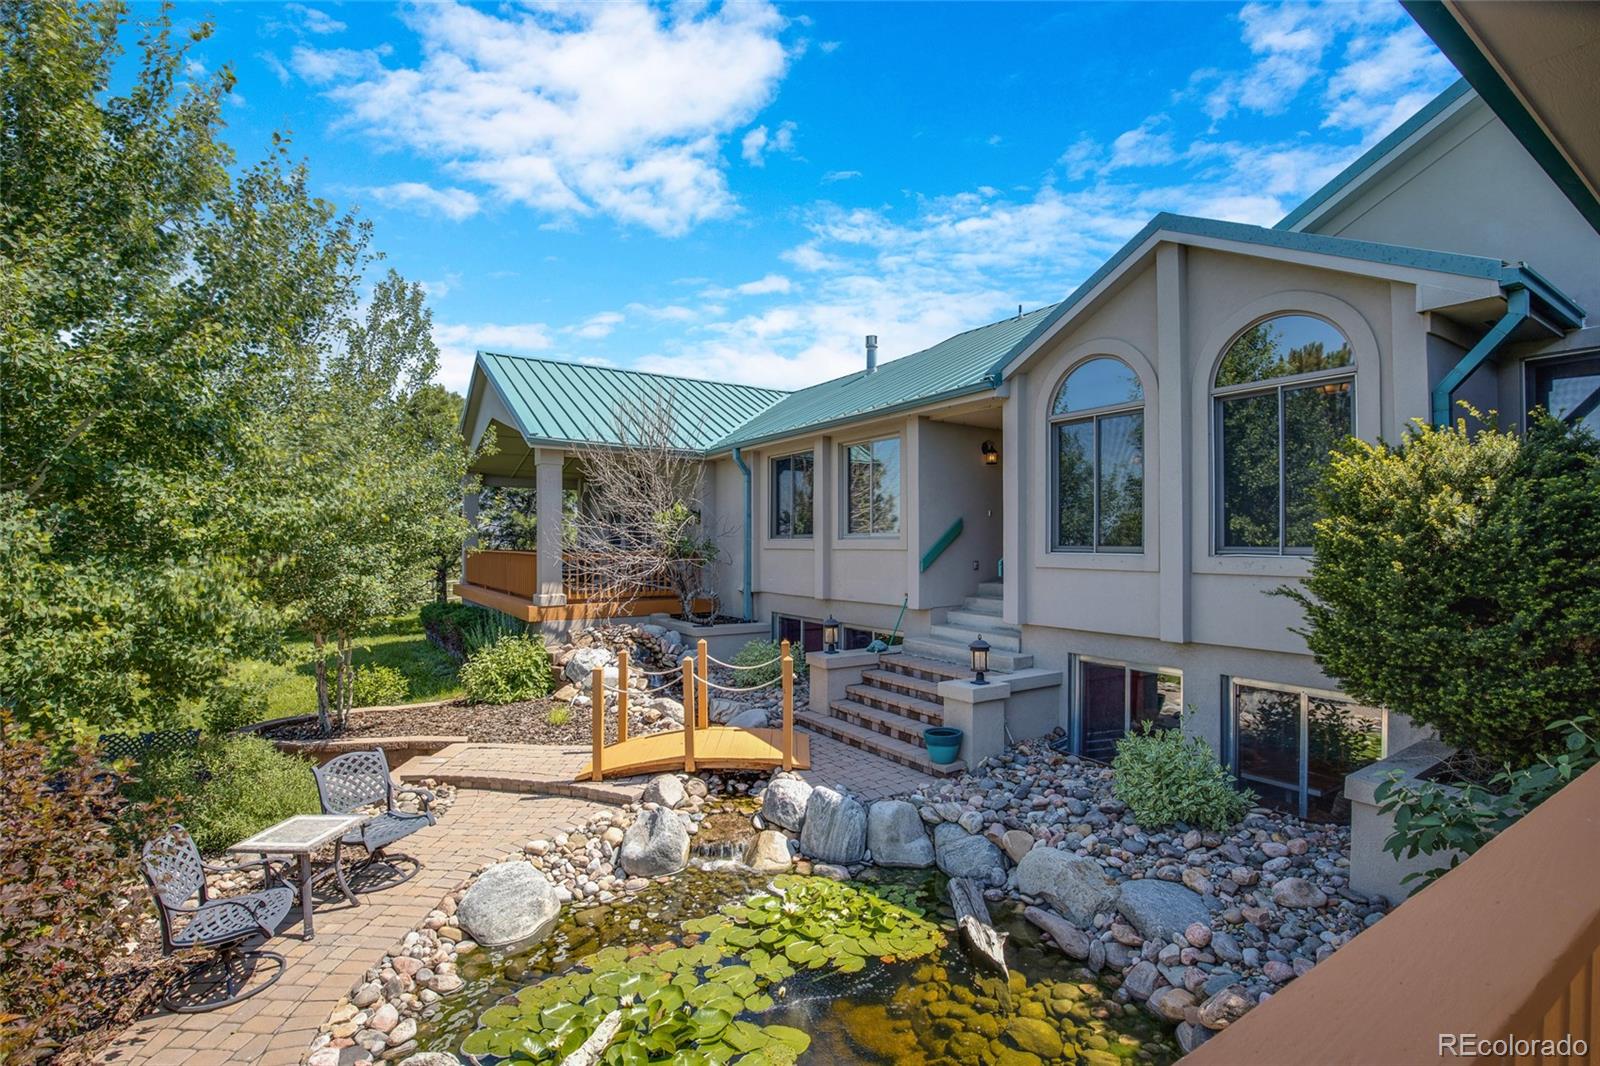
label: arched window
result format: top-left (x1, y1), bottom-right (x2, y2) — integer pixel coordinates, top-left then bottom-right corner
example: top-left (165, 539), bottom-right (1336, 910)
top-left (1051, 357), bottom-right (1144, 551)
top-left (1213, 314), bottom-right (1354, 554)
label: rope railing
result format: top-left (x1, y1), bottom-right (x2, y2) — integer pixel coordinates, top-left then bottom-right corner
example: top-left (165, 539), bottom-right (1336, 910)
top-left (704, 652), bottom-right (782, 671)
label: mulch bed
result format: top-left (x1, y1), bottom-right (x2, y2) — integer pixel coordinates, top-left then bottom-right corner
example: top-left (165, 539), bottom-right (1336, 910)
top-left (261, 698), bottom-right (673, 747)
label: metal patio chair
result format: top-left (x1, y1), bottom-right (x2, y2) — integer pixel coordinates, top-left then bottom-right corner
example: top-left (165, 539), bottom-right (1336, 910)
top-left (141, 825), bottom-right (294, 1013)
top-left (313, 748), bottom-right (435, 888)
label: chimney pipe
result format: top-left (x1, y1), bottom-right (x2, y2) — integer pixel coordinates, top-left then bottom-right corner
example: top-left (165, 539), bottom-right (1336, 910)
top-left (865, 334), bottom-right (878, 374)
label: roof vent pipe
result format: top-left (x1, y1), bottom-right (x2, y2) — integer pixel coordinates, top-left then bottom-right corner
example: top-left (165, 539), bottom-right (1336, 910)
top-left (865, 334), bottom-right (878, 374)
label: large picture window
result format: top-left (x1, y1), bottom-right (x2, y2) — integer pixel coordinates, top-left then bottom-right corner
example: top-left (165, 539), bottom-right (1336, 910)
top-left (1213, 314), bottom-right (1353, 554)
top-left (1230, 679), bottom-right (1385, 821)
top-left (1527, 352), bottom-right (1600, 437)
top-left (843, 437), bottom-right (900, 536)
top-left (770, 451), bottom-right (814, 538)
top-left (1051, 357), bottom-right (1144, 551)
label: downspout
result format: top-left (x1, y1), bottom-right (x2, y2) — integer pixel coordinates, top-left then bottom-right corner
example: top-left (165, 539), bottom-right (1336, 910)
top-left (732, 446), bottom-right (754, 621)
top-left (1431, 286), bottom-right (1529, 427)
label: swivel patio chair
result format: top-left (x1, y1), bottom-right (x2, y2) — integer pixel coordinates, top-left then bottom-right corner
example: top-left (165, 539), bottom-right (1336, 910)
top-left (313, 748), bottom-right (435, 889)
top-left (141, 825), bottom-right (295, 1013)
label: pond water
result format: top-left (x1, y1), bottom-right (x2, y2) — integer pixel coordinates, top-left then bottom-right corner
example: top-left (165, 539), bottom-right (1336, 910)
top-left (419, 869), bottom-right (1180, 1065)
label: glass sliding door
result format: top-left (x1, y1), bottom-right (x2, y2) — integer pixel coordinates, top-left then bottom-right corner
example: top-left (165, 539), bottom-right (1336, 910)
top-left (1077, 659), bottom-right (1182, 762)
top-left (1231, 679), bottom-right (1386, 820)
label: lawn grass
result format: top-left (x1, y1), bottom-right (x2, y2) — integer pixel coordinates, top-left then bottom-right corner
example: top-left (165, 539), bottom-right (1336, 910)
top-left (238, 611), bottom-right (463, 719)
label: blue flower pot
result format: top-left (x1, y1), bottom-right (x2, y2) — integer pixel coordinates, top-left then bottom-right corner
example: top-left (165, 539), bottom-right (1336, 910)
top-left (924, 726), bottom-right (964, 765)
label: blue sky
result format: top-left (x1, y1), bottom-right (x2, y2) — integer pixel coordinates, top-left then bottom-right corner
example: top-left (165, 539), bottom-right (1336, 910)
top-left (155, 1), bottom-right (1458, 393)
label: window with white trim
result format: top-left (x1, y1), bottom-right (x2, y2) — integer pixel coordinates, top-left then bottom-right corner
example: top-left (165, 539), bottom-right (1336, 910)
top-left (1213, 314), bottom-right (1353, 554)
top-left (1051, 357), bottom-right (1144, 551)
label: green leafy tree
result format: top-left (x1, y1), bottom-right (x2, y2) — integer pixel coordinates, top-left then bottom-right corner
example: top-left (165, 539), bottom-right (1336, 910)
top-left (0, 2), bottom-right (366, 741)
top-left (1283, 414), bottom-right (1600, 765)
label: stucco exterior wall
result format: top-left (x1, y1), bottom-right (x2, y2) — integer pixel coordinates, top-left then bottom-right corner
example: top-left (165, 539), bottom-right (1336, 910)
top-left (914, 417), bottom-right (1004, 607)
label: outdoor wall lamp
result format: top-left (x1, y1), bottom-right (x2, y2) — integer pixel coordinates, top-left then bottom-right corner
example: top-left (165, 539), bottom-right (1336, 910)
top-left (981, 440), bottom-right (1000, 465)
top-left (969, 635), bottom-right (990, 684)
top-left (823, 615), bottom-right (840, 654)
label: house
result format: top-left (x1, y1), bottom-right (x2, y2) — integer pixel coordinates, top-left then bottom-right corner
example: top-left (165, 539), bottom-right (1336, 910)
top-left (459, 78), bottom-right (1597, 819)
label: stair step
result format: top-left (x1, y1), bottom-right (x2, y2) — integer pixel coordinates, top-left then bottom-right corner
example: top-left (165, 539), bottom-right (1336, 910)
top-left (843, 683), bottom-right (945, 723)
top-left (795, 710), bottom-right (967, 777)
top-left (945, 610), bottom-right (1021, 634)
top-left (860, 667), bottom-right (941, 700)
top-left (930, 624), bottom-right (1021, 651)
top-left (960, 597), bottom-right (1004, 616)
top-left (830, 699), bottom-right (932, 744)
top-left (977, 580), bottom-right (1005, 597)
top-left (879, 653), bottom-right (975, 682)
top-left (902, 637), bottom-right (1034, 672)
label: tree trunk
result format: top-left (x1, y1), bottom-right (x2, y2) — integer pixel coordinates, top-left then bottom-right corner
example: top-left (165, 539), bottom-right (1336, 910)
top-left (314, 630), bottom-right (331, 736)
top-left (336, 629), bottom-right (352, 731)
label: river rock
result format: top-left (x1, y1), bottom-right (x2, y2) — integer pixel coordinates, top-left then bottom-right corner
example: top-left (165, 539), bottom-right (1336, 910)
top-left (799, 786), bottom-right (867, 864)
top-left (761, 774), bottom-right (813, 832)
top-left (455, 861), bottom-right (562, 948)
top-left (933, 823), bottom-right (1005, 883)
top-left (1000, 829), bottom-right (1035, 864)
top-left (641, 774), bottom-right (686, 809)
top-left (620, 808), bottom-right (689, 877)
top-left (1003, 1016), bottom-right (1063, 1059)
top-left (1122, 959), bottom-right (1160, 1000)
top-left (866, 800), bottom-right (935, 868)
top-left (1198, 986), bottom-right (1253, 1029)
top-left (1116, 879), bottom-right (1212, 943)
top-left (399, 1055), bottom-right (462, 1066)
top-left (1023, 905), bottom-right (1091, 960)
top-left (1015, 848), bottom-right (1120, 925)
top-left (563, 645), bottom-right (615, 685)
top-left (1147, 987), bottom-right (1195, 1022)
top-left (1271, 877), bottom-right (1328, 909)
top-left (727, 706), bottom-right (771, 729)
top-left (745, 829), bottom-right (792, 873)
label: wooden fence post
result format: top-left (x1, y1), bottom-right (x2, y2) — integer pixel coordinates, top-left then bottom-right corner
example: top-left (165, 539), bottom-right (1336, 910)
top-left (697, 638), bottom-right (710, 730)
top-left (681, 655), bottom-right (697, 772)
top-left (780, 639), bottom-right (794, 772)
top-left (591, 665), bottom-right (604, 782)
top-left (616, 649), bottom-right (629, 745)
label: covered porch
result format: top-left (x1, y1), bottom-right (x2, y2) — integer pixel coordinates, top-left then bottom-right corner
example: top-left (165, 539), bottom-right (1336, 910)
top-left (454, 548), bottom-right (692, 623)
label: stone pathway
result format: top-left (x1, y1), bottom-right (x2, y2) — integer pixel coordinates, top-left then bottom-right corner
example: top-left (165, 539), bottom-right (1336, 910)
top-left (98, 790), bottom-right (607, 1066)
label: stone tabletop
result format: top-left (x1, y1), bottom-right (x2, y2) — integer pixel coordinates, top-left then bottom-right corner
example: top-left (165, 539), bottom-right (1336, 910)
top-left (227, 814), bottom-right (364, 854)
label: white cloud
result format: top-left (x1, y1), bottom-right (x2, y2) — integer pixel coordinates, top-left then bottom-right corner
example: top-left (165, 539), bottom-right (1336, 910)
top-left (821, 169), bottom-right (861, 183)
top-left (287, 4), bottom-right (345, 35)
top-left (742, 120), bottom-right (797, 166)
top-left (741, 126), bottom-right (768, 165)
top-left (433, 322), bottom-right (553, 392)
top-left (297, 1), bottom-right (789, 236)
top-left (258, 51), bottom-right (291, 85)
top-left (570, 311), bottom-right (625, 339)
top-left (1106, 117), bottom-right (1177, 171)
top-left (366, 182), bottom-right (482, 221)
top-left (625, 302), bottom-right (698, 322)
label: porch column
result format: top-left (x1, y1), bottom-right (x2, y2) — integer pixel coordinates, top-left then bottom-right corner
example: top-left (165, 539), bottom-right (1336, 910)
top-left (461, 484), bottom-right (480, 583)
top-left (534, 448), bottom-right (567, 606)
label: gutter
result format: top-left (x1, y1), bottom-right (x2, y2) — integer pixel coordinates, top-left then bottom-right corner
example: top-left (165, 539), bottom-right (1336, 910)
top-left (1431, 286), bottom-right (1529, 427)
top-left (731, 446), bottom-right (754, 621)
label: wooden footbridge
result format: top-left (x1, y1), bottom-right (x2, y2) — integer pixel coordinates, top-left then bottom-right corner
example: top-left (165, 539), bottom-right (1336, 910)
top-left (577, 639), bottom-right (809, 781)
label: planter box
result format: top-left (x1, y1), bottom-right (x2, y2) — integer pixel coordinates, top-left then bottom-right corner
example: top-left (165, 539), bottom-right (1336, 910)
top-left (647, 615), bottom-right (771, 661)
top-left (1343, 738), bottom-right (1461, 906)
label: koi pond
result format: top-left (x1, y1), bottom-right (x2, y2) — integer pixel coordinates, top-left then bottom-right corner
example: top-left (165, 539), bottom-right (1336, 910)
top-left (418, 869), bottom-right (1180, 1065)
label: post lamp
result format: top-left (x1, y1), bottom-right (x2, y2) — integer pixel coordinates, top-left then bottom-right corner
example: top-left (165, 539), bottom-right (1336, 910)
top-left (969, 635), bottom-right (991, 684)
top-left (823, 615), bottom-right (840, 654)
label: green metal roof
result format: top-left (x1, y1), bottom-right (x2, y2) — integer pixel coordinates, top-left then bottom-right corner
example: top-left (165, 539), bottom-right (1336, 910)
top-left (711, 304), bottom-right (1059, 451)
top-left (1276, 78), bottom-right (1473, 232)
top-left (474, 352), bottom-right (787, 452)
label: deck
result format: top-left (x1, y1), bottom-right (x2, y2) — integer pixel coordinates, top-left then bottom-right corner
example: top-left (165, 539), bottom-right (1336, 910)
top-left (454, 549), bottom-right (709, 623)
top-left (576, 726), bottom-right (810, 780)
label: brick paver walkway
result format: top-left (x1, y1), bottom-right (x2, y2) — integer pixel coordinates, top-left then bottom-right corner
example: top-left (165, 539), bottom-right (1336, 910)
top-left (99, 790), bottom-right (606, 1066)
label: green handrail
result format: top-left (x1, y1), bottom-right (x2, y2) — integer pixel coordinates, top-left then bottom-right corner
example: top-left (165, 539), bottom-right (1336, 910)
top-left (919, 516), bottom-right (964, 573)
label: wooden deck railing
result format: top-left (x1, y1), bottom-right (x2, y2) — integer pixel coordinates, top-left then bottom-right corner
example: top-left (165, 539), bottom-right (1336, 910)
top-left (1186, 760), bottom-right (1600, 1065)
top-left (463, 549), bottom-right (674, 604)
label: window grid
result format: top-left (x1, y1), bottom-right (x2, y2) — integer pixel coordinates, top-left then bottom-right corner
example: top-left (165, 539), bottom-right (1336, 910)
top-left (769, 451), bottom-right (814, 539)
top-left (841, 437), bottom-right (900, 537)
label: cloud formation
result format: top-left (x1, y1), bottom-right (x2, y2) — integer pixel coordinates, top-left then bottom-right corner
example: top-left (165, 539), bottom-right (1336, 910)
top-left (366, 182), bottom-right (481, 221)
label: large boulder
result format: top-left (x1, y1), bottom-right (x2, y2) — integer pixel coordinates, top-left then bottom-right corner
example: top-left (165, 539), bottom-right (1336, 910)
top-left (933, 823), bottom-right (1005, 884)
top-left (1015, 848), bottom-right (1120, 925)
top-left (866, 800), bottom-right (934, 868)
top-left (456, 861), bottom-right (562, 948)
top-left (563, 646), bottom-right (616, 685)
top-left (641, 774), bottom-right (686, 809)
top-left (762, 774), bottom-right (814, 833)
top-left (727, 706), bottom-right (771, 729)
top-left (745, 829), bottom-right (793, 873)
top-left (799, 786), bottom-right (867, 864)
top-left (1116, 879), bottom-right (1213, 942)
top-left (620, 808), bottom-right (689, 877)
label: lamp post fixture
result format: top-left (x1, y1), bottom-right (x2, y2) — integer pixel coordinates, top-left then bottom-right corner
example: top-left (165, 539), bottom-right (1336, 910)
top-left (969, 635), bottom-right (991, 684)
top-left (823, 615), bottom-right (840, 655)
top-left (981, 440), bottom-right (1000, 465)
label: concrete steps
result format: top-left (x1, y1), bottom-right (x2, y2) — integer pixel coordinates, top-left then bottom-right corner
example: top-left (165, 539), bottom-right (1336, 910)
top-left (796, 706), bottom-right (966, 777)
top-left (902, 636), bottom-right (1033, 671)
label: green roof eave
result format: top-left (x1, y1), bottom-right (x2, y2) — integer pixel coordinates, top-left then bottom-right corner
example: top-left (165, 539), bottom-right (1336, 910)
top-left (708, 380), bottom-right (1000, 455)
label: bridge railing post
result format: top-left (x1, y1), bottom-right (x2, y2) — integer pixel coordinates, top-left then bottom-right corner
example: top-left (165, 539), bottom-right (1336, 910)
top-left (681, 654), bottom-right (697, 772)
top-left (780, 639), bottom-right (794, 771)
top-left (591, 665), bottom-right (604, 781)
top-left (616, 649), bottom-right (629, 745)
top-left (697, 638), bottom-right (710, 729)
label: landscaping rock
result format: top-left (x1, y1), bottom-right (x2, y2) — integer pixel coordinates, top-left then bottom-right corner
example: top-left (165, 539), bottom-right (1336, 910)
top-left (1003, 1017), bottom-right (1063, 1059)
top-left (455, 862), bottom-right (561, 948)
top-left (563, 646), bottom-right (616, 685)
top-left (1271, 877), bottom-right (1328, 909)
top-left (1015, 848), bottom-right (1119, 925)
top-left (398, 1055), bottom-right (461, 1066)
top-left (799, 786), bottom-right (867, 864)
top-left (641, 775), bottom-right (686, 809)
top-left (866, 800), bottom-right (935, 868)
top-left (744, 830), bottom-right (792, 873)
top-left (620, 808), bottom-right (690, 877)
top-left (1147, 987), bottom-right (1195, 1022)
top-left (1198, 986), bottom-right (1253, 1030)
top-left (1023, 905), bottom-right (1091, 960)
top-left (1116, 879), bottom-right (1212, 943)
top-left (1000, 829), bottom-right (1036, 864)
top-left (727, 706), bottom-right (771, 729)
top-left (761, 774), bottom-right (813, 832)
top-left (933, 823), bottom-right (1005, 883)
top-left (1122, 959), bottom-right (1160, 1000)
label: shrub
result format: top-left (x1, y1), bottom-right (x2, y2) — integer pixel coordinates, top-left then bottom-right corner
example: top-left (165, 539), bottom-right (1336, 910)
top-left (352, 664), bottom-right (409, 707)
top-left (201, 676), bottom-right (270, 734)
top-left (0, 715), bottom-right (171, 1060)
top-left (125, 735), bottom-right (321, 855)
top-left (460, 635), bottom-right (553, 704)
top-left (730, 639), bottom-right (806, 688)
top-left (1284, 415), bottom-right (1600, 765)
top-left (547, 704), bottom-right (571, 727)
top-left (420, 602), bottom-right (524, 661)
top-left (1112, 723), bottom-right (1254, 830)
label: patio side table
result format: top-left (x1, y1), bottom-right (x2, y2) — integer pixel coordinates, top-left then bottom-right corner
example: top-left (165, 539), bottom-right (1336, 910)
top-left (228, 814), bottom-right (365, 940)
